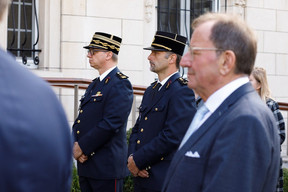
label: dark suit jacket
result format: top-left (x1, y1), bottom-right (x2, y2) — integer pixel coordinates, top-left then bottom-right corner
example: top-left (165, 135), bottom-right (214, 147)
top-left (162, 83), bottom-right (280, 192)
top-left (0, 49), bottom-right (72, 191)
top-left (128, 73), bottom-right (196, 191)
top-left (73, 67), bottom-right (133, 179)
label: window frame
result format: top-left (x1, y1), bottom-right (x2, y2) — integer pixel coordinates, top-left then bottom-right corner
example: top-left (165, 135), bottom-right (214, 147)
top-left (7, 0), bottom-right (41, 69)
top-left (156, 0), bottom-right (223, 76)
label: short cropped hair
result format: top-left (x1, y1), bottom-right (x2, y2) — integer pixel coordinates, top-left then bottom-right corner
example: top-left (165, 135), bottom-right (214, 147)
top-left (165, 52), bottom-right (182, 69)
top-left (111, 52), bottom-right (118, 62)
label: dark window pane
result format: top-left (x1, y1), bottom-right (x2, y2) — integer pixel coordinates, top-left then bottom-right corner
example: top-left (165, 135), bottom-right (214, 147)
top-left (157, 0), bottom-right (214, 37)
top-left (7, 3), bottom-right (18, 29)
top-left (20, 31), bottom-right (32, 57)
top-left (7, 31), bottom-right (19, 56)
top-left (7, 0), bottom-right (36, 59)
top-left (191, 0), bottom-right (212, 17)
top-left (157, 0), bottom-right (180, 34)
top-left (21, 3), bottom-right (32, 30)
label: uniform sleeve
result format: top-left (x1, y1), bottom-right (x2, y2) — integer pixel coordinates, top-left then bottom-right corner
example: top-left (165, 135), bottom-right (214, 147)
top-left (78, 80), bottom-right (133, 155)
top-left (133, 87), bottom-right (196, 169)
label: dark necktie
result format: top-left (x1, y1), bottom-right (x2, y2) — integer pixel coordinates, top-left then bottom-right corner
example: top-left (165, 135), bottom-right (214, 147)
top-left (88, 77), bottom-right (100, 95)
top-left (154, 82), bottom-right (161, 91)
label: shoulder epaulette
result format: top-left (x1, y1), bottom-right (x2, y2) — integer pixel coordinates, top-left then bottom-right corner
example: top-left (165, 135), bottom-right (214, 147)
top-left (150, 80), bottom-right (157, 86)
top-left (116, 72), bottom-right (129, 79)
top-left (177, 77), bottom-right (188, 85)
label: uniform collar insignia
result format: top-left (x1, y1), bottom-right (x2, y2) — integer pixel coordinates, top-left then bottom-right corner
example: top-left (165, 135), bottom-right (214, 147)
top-left (105, 76), bottom-right (110, 84)
top-left (166, 80), bottom-right (172, 89)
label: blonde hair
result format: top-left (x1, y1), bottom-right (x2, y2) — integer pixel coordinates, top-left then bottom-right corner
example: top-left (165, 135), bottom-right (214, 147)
top-left (251, 67), bottom-right (271, 101)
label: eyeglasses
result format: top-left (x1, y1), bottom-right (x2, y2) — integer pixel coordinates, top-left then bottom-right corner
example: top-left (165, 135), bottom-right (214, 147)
top-left (87, 49), bottom-right (108, 56)
top-left (188, 47), bottom-right (223, 60)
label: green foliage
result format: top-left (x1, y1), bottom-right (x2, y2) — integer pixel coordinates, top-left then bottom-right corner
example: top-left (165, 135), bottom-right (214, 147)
top-left (283, 168), bottom-right (288, 192)
top-left (126, 127), bottom-right (132, 144)
top-left (71, 163), bottom-right (81, 192)
top-left (124, 128), bottom-right (134, 192)
top-left (124, 175), bottom-right (134, 192)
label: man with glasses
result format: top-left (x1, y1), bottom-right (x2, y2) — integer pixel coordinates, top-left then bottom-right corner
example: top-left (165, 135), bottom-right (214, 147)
top-left (127, 31), bottom-right (196, 192)
top-left (73, 32), bottom-right (133, 192)
top-left (162, 13), bottom-right (280, 192)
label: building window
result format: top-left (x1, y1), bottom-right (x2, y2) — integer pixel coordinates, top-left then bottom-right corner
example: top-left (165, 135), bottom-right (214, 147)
top-left (157, 0), bottom-right (225, 76)
top-left (157, 0), bottom-right (223, 40)
top-left (7, 0), bottom-right (41, 69)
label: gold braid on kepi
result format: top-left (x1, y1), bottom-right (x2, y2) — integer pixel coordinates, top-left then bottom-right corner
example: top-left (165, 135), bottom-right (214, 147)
top-left (144, 31), bottom-right (187, 56)
top-left (84, 32), bottom-right (122, 55)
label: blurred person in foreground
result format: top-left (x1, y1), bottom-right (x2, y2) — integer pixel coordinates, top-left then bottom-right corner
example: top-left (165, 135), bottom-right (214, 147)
top-left (72, 32), bottom-right (133, 192)
top-left (0, 0), bottom-right (72, 191)
top-left (250, 66), bottom-right (286, 192)
top-left (162, 13), bottom-right (280, 192)
top-left (127, 31), bottom-right (196, 192)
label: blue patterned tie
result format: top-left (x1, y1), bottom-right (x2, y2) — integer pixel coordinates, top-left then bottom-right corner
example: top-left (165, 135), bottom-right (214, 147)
top-left (179, 104), bottom-right (209, 149)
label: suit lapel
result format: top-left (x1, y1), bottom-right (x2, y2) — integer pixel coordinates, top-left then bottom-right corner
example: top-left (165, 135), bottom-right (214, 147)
top-left (163, 83), bottom-right (256, 190)
top-left (173, 83), bottom-right (255, 164)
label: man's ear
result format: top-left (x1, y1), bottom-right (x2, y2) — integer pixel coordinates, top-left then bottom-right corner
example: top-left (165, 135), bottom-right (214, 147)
top-left (106, 51), bottom-right (113, 60)
top-left (168, 53), bottom-right (177, 64)
top-left (219, 50), bottom-right (236, 76)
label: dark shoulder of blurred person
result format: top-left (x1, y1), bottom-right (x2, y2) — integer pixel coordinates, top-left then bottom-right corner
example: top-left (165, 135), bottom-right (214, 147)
top-left (0, 48), bottom-right (73, 192)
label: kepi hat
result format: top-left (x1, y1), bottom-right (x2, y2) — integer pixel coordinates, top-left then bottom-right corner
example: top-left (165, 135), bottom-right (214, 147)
top-left (84, 32), bottom-right (122, 55)
top-left (144, 31), bottom-right (187, 56)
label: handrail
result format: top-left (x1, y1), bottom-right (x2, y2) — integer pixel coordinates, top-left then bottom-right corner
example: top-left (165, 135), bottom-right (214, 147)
top-left (42, 77), bottom-right (92, 85)
top-left (279, 102), bottom-right (288, 111)
top-left (43, 77), bottom-right (288, 111)
top-left (42, 77), bottom-right (147, 95)
top-left (43, 77), bottom-right (146, 122)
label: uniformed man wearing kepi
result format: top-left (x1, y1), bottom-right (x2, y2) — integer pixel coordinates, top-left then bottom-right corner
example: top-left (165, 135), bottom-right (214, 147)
top-left (127, 31), bottom-right (197, 192)
top-left (72, 32), bottom-right (133, 192)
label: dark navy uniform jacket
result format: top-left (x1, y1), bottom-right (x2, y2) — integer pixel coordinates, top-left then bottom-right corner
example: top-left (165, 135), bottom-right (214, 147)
top-left (73, 67), bottom-right (133, 179)
top-left (128, 73), bottom-right (196, 191)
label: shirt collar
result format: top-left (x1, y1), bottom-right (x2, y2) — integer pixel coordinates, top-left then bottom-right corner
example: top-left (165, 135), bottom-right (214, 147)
top-left (99, 66), bottom-right (117, 81)
top-left (158, 71), bottom-right (178, 90)
top-left (205, 76), bottom-right (249, 113)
